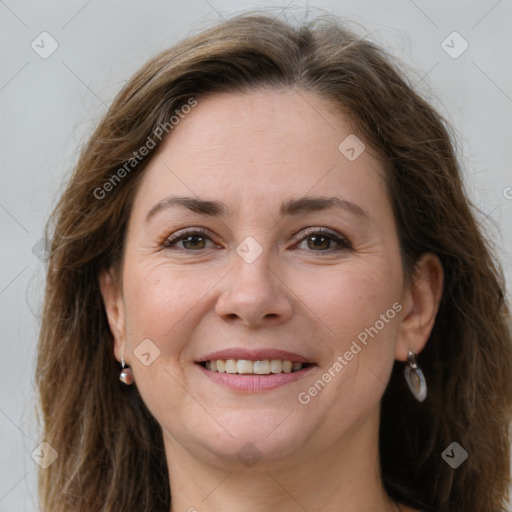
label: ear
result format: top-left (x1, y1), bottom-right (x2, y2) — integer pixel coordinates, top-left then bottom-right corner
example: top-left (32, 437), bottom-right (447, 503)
top-left (99, 268), bottom-right (128, 365)
top-left (395, 253), bottom-right (444, 361)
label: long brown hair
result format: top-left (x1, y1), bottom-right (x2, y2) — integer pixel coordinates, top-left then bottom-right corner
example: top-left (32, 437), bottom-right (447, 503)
top-left (36, 12), bottom-right (512, 511)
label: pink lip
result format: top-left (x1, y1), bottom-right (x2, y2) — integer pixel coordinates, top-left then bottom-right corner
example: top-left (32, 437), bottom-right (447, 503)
top-left (196, 363), bottom-right (316, 392)
top-left (197, 348), bottom-right (312, 363)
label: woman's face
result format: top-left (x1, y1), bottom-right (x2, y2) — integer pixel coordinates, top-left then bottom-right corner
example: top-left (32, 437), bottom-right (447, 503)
top-left (103, 89), bottom-right (415, 469)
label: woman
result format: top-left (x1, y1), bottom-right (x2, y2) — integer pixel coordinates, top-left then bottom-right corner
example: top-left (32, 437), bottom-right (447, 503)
top-left (35, 12), bottom-right (512, 512)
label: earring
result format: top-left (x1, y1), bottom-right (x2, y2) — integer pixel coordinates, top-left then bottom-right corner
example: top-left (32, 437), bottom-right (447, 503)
top-left (119, 356), bottom-right (134, 386)
top-left (404, 350), bottom-right (426, 402)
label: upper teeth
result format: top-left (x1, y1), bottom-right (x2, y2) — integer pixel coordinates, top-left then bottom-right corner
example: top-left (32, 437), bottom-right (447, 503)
top-left (204, 359), bottom-right (303, 374)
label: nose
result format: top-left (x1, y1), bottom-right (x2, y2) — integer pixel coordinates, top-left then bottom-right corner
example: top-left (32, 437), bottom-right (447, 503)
top-left (214, 244), bottom-right (294, 329)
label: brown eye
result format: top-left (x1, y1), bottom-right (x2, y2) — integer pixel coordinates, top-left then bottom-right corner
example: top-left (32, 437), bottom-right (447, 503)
top-left (306, 234), bottom-right (332, 251)
top-left (295, 228), bottom-right (352, 252)
top-left (163, 228), bottom-right (216, 251)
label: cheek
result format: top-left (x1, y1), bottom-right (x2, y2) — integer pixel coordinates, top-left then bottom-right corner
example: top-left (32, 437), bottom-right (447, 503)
top-left (122, 264), bottom-right (210, 357)
top-left (120, 266), bottom-right (209, 417)
top-left (295, 263), bottom-right (401, 415)
top-left (305, 260), bottom-right (401, 348)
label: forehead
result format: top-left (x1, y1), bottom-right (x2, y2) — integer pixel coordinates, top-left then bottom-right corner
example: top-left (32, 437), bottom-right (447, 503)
top-left (130, 89), bottom-right (387, 220)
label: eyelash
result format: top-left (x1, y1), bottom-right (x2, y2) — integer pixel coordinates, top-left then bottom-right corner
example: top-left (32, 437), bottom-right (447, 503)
top-left (162, 226), bottom-right (352, 253)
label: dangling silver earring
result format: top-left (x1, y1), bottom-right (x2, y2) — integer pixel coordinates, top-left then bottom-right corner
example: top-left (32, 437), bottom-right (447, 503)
top-left (119, 356), bottom-right (134, 386)
top-left (404, 350), bottom-right (426, 402)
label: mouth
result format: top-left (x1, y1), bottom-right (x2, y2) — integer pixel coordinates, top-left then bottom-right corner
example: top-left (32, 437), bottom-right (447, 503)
top-left (198, 359), bottom-right (312, 374)
top-left (195, 348), bottom-right (316, 391)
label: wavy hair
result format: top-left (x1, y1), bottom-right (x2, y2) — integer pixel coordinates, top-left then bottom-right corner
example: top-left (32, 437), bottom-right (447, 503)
top-left (36, 12), bottom-right (512, 512)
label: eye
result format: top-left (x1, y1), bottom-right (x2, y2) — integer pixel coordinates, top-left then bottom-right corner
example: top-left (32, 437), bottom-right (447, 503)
top-left (162, 226), bottom-right (352, 253)
top-left (293, 227), bottom-right (352, 252)
top-left (162, 227), bottom-right (218, 251)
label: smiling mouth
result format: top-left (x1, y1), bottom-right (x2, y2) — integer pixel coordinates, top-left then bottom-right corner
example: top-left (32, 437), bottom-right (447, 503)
top-left (198, 359), bottom-right (312, 375)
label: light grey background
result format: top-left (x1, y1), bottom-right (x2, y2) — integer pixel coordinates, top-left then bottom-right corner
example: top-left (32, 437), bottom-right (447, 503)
top-left (1, 1), bottom-right (511, 510)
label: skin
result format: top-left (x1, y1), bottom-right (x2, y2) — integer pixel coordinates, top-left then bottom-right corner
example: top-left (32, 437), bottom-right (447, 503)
top-left (100, 89), bottom-right (443, 512)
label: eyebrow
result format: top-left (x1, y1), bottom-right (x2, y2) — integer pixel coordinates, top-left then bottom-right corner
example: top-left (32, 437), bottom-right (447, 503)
top-left (144, 195), bottom-right (368, 222)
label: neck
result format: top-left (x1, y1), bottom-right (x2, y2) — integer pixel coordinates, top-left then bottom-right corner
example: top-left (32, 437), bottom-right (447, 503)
top-left (164, 408), bottom-right (399, 512)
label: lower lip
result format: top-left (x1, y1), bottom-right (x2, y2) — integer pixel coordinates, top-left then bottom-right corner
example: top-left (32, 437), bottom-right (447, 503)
top-left (196, 363), bottom-right (316, 392)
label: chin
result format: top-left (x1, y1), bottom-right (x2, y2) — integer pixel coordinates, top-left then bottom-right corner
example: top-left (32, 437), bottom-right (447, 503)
top-left (163, 409), bottom-right (317, 469)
